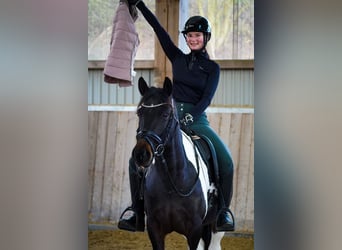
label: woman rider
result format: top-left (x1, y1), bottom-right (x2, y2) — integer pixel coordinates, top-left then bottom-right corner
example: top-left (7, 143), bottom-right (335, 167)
top-left (118, 0), bottom-right (235, 232)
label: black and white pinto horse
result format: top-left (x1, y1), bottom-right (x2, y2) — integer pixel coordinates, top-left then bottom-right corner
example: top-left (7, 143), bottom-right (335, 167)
top-left (132, 77), bottom-right (224, 250)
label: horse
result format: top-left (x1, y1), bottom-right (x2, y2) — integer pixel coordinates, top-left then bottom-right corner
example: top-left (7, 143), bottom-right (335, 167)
top-left (132, 76), bottom-right (224, 250)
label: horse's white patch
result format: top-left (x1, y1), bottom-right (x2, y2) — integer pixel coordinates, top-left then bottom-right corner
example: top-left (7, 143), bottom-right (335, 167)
top-left (181, 131), bottom-right (211, 217)
top-left (182, 132), bottom-right (224, 249)
top-left (208, 182), bottom-right (218, 196)
top-left (197, 231), bottom-right (225, 250)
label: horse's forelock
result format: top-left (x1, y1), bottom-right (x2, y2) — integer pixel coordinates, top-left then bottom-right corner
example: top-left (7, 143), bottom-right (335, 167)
top-left (139, 86), bottom-right (171, 107)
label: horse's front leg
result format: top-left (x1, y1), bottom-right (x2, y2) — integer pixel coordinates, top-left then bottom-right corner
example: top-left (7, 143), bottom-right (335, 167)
top-left (186, 226), bottom-right (203, 250)
top-left (146, 219), bottom-right (166, 250)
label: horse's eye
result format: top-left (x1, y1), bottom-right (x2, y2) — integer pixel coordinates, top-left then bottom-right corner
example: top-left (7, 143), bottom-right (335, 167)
top-left (162, 112), bottom-right (170, 120)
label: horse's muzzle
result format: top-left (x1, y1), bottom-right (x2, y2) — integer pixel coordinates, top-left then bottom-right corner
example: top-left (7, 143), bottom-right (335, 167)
top-left (133, 139), bottom-right (153, 167)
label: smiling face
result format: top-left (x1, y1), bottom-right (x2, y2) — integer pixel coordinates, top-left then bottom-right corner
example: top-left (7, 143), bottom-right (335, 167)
top-left (185, 32), bottom-right (205, 51)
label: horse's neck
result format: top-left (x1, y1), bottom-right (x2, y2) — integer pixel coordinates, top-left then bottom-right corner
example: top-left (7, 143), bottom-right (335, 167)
top-left (162, 129), bottom-right (188, 174)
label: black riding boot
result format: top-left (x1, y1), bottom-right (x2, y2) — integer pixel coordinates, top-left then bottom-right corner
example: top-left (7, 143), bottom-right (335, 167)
top-left (118, 158), bottom-right (145, 232)
top-left (216, 173), bottom-right (235, 231)
top-left (216, 206), bottom-right (235, 231)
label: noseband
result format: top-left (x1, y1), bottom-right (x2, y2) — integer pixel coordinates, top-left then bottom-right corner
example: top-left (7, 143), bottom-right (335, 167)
top-left (136, 102), bottom-right (178, 158)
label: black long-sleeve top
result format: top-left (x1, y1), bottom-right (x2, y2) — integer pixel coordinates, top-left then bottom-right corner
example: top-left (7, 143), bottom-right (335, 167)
top-left (136, 1), bottom-right (220, 120)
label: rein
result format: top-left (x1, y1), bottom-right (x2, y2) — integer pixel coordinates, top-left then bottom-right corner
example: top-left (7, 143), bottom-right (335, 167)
top-left (159, 143), bottom-right (200, 197)
top-left (136, 101), bottom-right (200, 197)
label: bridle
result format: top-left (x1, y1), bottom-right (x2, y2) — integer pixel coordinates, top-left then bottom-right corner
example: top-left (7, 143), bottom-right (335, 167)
top-left (136, 102), bottom-right (178, 157)
top-left (135, 101), bottom-right (200, 197)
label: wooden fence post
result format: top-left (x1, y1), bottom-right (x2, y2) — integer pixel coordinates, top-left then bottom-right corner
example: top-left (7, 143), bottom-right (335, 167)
top-left (154, 0), bottom-right (179, 87)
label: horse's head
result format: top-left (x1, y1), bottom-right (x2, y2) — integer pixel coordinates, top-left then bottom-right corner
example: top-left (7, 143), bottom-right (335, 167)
top-left (132, 77), bottom-right (177, 167)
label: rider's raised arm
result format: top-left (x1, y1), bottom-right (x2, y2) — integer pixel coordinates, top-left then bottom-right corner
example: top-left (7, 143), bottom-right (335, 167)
top-left (136, 1), bottom-right (183, 62)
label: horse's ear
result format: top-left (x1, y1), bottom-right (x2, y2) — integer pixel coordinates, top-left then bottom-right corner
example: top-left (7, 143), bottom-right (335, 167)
top-left (138, 77), bottom-right (149, 95)
top-left (163, 77), bottom-right (173, 96)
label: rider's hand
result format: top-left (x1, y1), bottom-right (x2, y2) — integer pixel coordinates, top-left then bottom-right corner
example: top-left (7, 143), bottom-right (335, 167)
top-left (180, 113), bottom-right (194, 126)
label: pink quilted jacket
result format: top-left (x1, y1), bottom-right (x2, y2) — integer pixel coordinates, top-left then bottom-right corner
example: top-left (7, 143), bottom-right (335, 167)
top-left (104, 1), bottom-right (140, 87)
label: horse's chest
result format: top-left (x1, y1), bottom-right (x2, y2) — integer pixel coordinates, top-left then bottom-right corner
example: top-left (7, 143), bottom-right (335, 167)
top-left (144, 176), bottom-right (207, 220)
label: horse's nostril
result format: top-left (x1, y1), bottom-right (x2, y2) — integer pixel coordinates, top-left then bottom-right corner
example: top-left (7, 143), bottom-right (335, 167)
top-left (135, 150), bottom-right (151, 166)
top-left (138, 153), bottom-right (146, 163)
top-left (133, 140), bottom-right (153, 167)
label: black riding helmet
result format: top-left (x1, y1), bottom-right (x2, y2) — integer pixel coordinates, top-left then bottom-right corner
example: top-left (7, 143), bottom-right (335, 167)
top-left (181, 16), bottom-right (212, 48)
